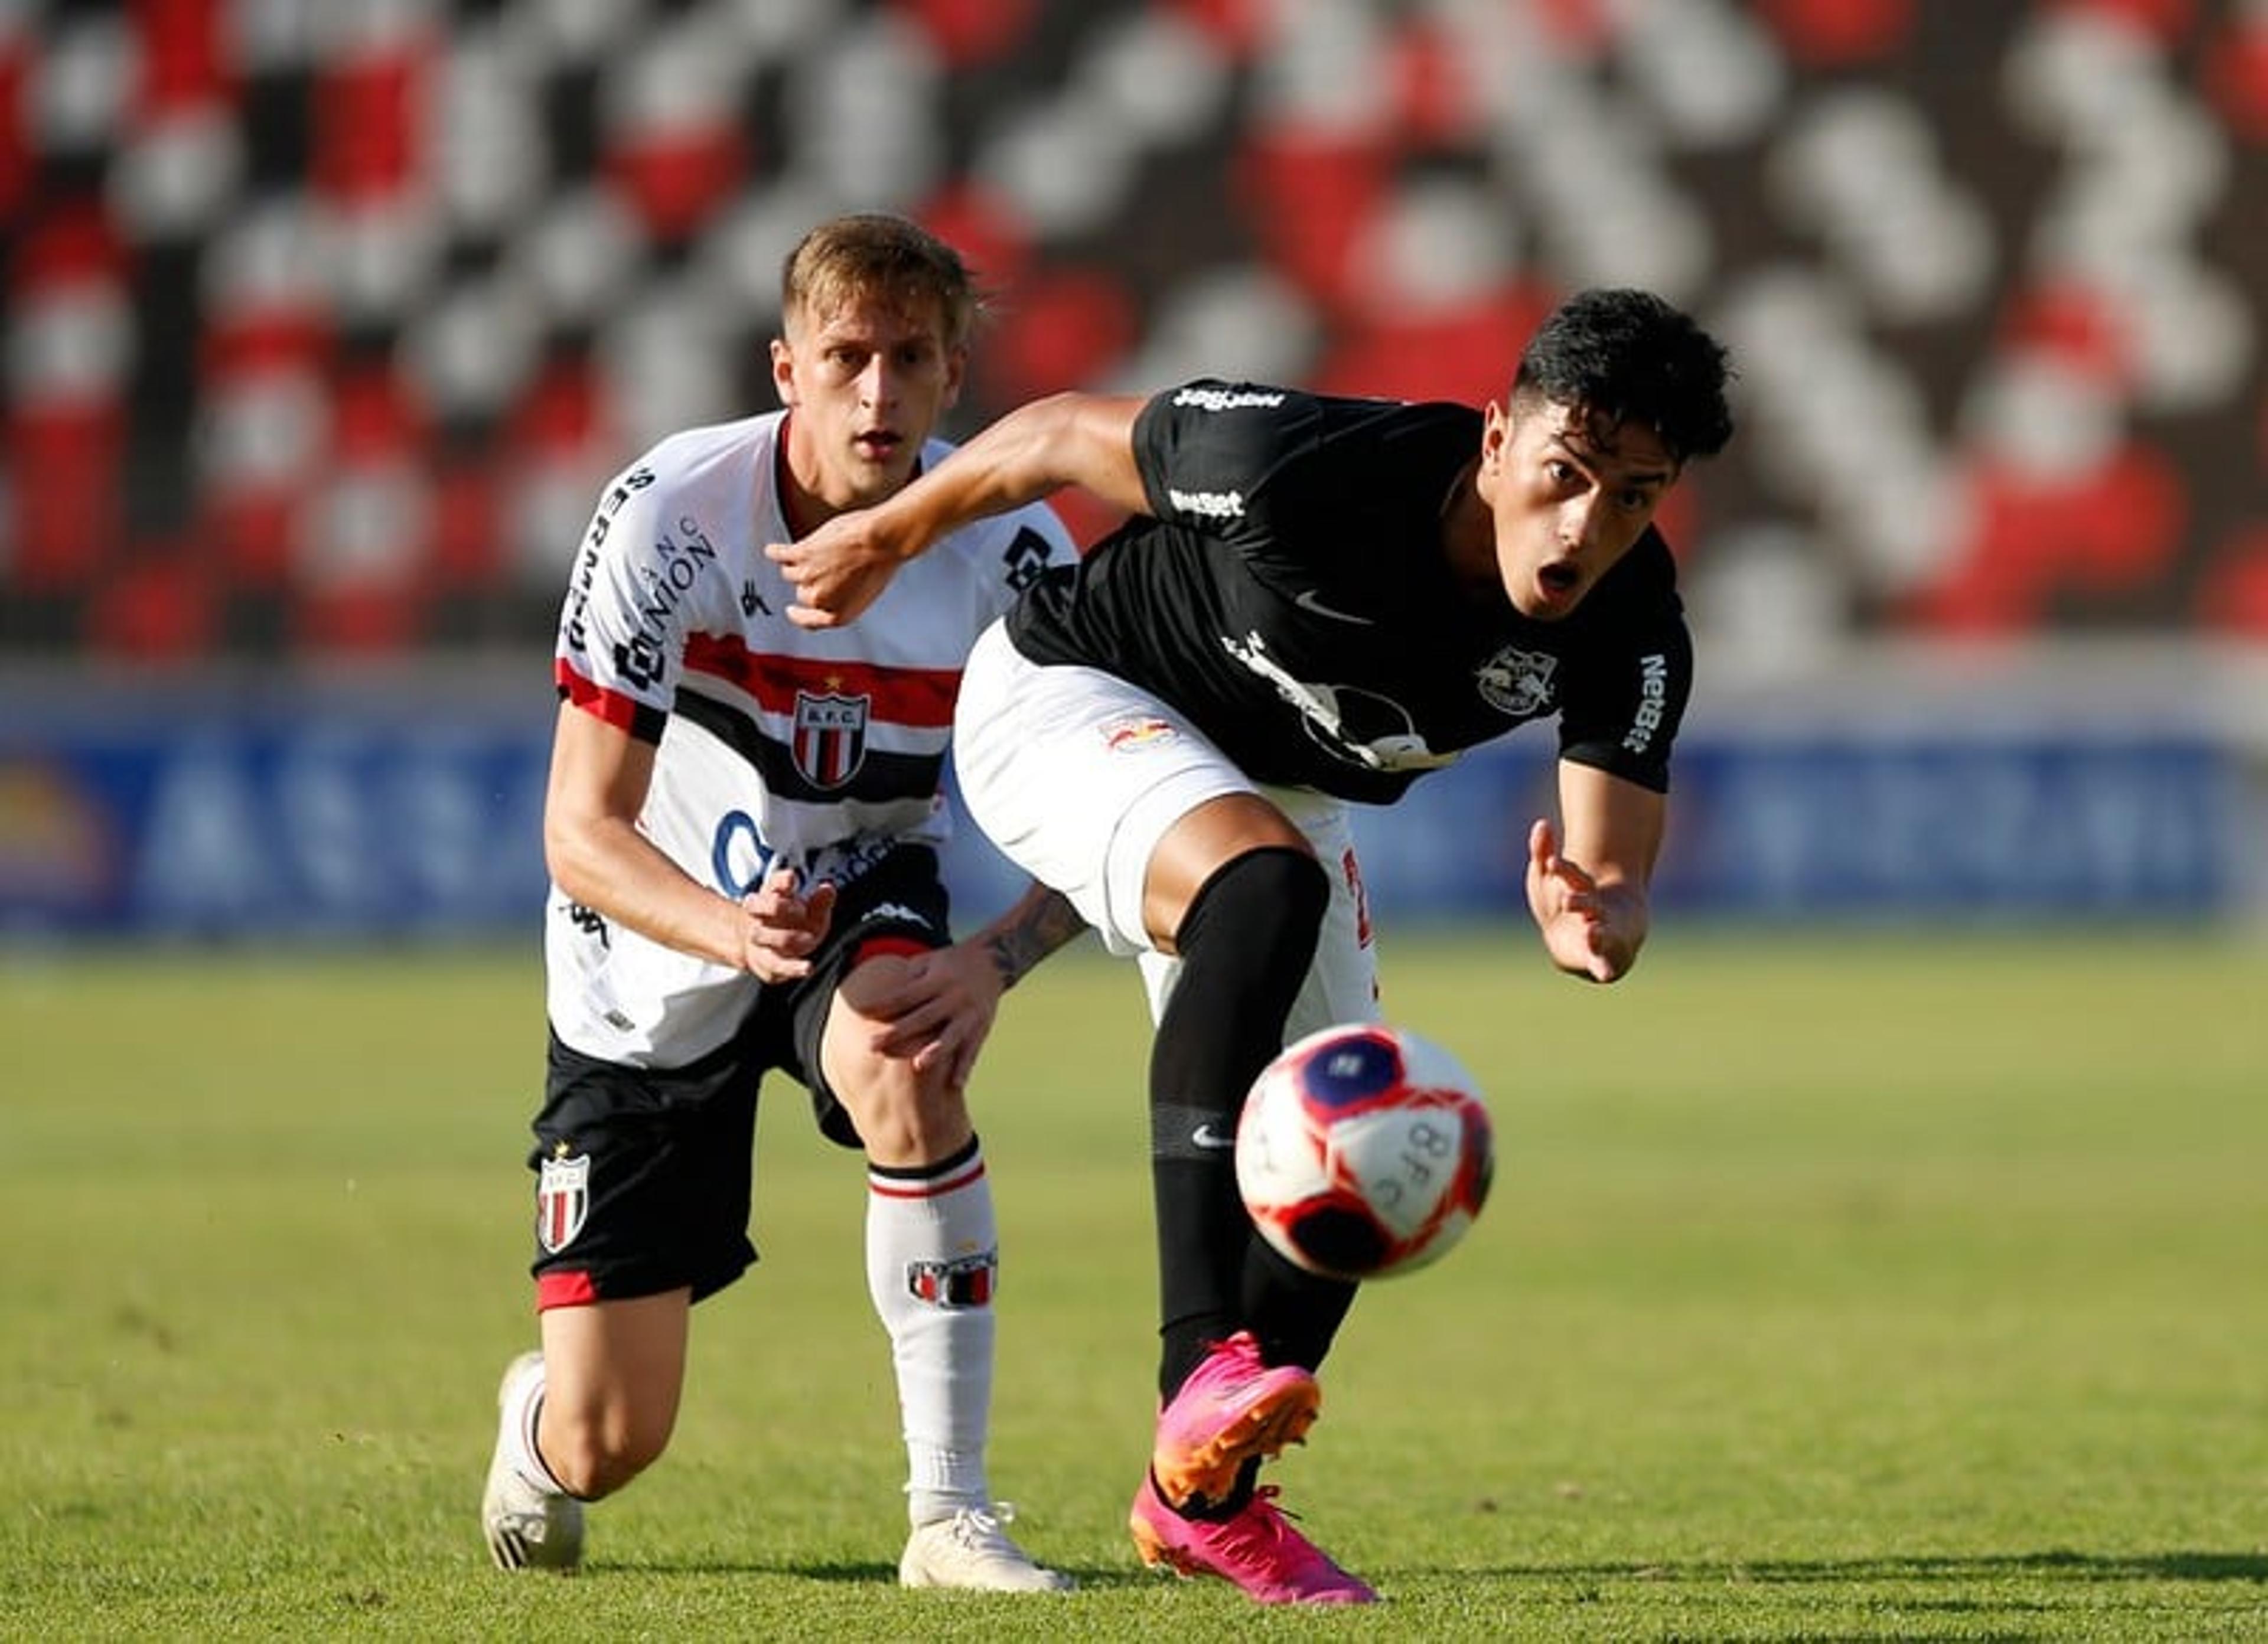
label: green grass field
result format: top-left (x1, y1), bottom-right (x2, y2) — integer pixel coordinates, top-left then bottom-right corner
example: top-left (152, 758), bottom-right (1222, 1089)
top-left (5, 931), bottom-right (2266, 1641)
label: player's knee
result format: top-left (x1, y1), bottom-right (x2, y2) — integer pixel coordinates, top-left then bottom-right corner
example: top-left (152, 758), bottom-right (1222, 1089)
top-left (1178, 846), bottom-right (1329, 968)
top-left (824, 959), bottom-right (973, 1165)
top-left (837, 1051), bottom-right (971, 1163)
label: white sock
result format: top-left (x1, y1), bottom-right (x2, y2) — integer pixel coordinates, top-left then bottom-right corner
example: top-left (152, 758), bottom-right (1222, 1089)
top-left (498, 1352), bottom-right (570, 1497)
top-left (866, 1140), bottom-right (997, 1527)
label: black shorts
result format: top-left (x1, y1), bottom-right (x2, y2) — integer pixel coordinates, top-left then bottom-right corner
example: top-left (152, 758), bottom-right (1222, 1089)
top-left (526, 843), bottom-right (953, 1306)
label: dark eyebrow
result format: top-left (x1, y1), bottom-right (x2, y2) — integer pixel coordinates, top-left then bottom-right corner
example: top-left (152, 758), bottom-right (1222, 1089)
top-left (1546, 431), bottom-right (1675, 490)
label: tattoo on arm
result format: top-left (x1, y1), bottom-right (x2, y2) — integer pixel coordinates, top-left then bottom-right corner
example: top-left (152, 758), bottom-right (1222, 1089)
top-left (984, 889), bottom-right (1087, 990)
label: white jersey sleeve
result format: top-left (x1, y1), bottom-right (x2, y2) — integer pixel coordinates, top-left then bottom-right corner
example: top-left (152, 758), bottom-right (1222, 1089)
top-left (545, 414), bottom-right (1076, 1066)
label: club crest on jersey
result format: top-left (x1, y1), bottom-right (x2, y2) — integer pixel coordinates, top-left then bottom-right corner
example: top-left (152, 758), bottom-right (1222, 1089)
top-left (536, 1151), bottom-right (591, 1254)
top-left (1474, 645), bottom-right (1558, 717)
top-left (793, 690), bottom-right (870, 788)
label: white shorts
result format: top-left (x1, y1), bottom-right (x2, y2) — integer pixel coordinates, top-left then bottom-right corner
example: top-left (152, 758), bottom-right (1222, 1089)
top-left (954, 620), bottom-right (1379, 1035)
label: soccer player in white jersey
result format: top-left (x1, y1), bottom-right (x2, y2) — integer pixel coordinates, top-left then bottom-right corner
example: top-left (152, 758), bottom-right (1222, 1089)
top-left (480, 214), bottom-right (1087, 1590)
top-left (768, 289), bottom-right (1735, 1603)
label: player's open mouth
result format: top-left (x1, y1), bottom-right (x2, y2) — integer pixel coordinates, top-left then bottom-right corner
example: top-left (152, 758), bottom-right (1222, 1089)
top-left (856, 431), bottom-right (902, 459)
top-left (1537, 562), bottom-right (1581, 599)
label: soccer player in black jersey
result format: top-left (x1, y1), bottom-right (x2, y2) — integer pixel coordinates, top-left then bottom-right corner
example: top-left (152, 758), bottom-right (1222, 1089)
top-left (771, 288), bottom-right (1735, 1604)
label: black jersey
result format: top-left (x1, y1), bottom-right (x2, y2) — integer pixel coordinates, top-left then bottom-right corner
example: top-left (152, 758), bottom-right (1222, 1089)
top-left (1005, 381), bottom-right (1694, 805)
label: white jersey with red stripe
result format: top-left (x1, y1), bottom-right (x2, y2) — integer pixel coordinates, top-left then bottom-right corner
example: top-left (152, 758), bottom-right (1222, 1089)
top-left (546, 410), bottom-right (1075, 1068)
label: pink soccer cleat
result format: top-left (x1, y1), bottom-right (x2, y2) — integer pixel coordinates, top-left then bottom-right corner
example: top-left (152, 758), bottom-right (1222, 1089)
top-left (1150, 1330), bottom-right (1320, 1510)
top-left (1128, 1472), bottom-right (1376, 1605)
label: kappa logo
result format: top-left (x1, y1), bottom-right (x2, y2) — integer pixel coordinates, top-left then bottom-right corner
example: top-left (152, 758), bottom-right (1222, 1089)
top-left (1474, 645), bottom-right (1558, 717)
top-left (564, 900), bottom-right (610, 949)
top-left (792, 689), bottom-right (869, 788)
top-left (536, 1150), bottom-right (591, 1254)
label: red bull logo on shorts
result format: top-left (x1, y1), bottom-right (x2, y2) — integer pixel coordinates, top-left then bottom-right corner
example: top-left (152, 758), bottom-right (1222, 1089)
top-left (1100, 713), bottom-right (1178, 754)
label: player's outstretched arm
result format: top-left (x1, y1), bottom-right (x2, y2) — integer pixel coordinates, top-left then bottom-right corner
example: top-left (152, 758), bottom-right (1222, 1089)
top-left (1525, 763), bottom-right (1665, 983)
top-left (766, 392), bottom-right (1149, 628)
top-left (545, 704), bottom-right (834, 981)
top-left (859, 883), bottom-right (1089, 1090)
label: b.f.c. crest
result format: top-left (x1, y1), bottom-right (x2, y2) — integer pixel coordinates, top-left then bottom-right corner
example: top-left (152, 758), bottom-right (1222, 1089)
top-left (536, 1151), bottom-right (591, 1254)
top-left (906, 1248), bottom-right (998, 1309)
top-left (793, 690), bottom-right (869, 788)
top-left (1474, 646), bottom-right (1558, 717)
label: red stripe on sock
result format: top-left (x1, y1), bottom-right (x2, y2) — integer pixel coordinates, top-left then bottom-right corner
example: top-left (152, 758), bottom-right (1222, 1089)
top-left (868, 1157), bottom-right (988, 1199)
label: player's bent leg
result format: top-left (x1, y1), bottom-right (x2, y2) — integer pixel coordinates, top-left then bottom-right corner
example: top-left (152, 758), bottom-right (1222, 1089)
top-left (823, 951), bottom-right (976, 1169)
top-left (822, 966), bottom-right (1073, 1593)
top-left (534, 1291), bottom-right (692, 1499)
top-left (484, 1291), bottom-right (689, 1572)
top-left (1134, 834), bottom-right (1324, 1415)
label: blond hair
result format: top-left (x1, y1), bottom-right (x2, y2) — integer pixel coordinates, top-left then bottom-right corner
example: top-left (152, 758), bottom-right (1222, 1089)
top-left (780, 213), bottom-right (982, 350)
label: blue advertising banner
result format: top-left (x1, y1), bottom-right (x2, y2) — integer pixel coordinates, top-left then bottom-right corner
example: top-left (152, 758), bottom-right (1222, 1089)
top-left (1339, 736), bottom-right (2238, 926)
top-left (1, 695), bottom-right (553, 939)
top-left (0, 692), bottom-right (2246, 940)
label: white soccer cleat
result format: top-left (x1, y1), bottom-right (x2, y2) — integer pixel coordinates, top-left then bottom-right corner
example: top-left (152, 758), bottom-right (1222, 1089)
top-left (481, 1351), bottom-right (585, 1573)
top-left (898, 1503), bottom-right (1075, 1593)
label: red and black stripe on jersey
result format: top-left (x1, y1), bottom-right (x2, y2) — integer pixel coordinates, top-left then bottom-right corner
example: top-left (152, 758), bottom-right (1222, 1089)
top-left (556, 639), bottom-right (963, 805)
top-left (680, 635), bottom-right (960, 726)
top-left (670, 689), bottom-right (944, 804)
top-left (556, 660), bottom-right (669, 743)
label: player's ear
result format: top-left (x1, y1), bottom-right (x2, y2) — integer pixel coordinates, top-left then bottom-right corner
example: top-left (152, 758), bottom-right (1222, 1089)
top-left (1479, 398), bottom-right (1513, 479)
top-left (768, 335), bottom-right (799, 408)
top-left (1478, 397), bottom-right (1515, 487)
top-left (940, 342), bottom-right (967, 410)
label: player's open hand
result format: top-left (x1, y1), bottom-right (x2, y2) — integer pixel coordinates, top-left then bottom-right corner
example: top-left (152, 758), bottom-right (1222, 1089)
top-left (764, 511), bottom-right (905, 629)
top-left (737, 868), bottom-right (837, 982)
top-left (853, 941), bottom-right (1005, 1092)
top-left (1524, 818), bottom-right (1645, 983)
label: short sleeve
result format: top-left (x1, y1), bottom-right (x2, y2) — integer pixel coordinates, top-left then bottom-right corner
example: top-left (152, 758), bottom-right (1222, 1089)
top-left (1131, 381), bottom-right (1324, 548)
top-left (552, 461), bottom-right (690, 744)
top-left (1554, 596), bottom-right (1693, 792)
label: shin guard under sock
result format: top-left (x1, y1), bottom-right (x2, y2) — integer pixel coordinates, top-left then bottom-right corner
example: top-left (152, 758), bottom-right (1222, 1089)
top-left (1148, 846), bottom-right (1328, 1400)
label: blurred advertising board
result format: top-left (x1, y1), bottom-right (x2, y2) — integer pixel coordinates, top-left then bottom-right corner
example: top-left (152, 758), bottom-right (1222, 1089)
top-left (0, 664), bottom-right (2256, 941)
top-left (0, 676), bottom-right (553, 941)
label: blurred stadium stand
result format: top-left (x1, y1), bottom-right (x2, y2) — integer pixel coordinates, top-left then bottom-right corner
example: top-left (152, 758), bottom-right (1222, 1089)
top-left (2, 0), bottom-right (2264, 937)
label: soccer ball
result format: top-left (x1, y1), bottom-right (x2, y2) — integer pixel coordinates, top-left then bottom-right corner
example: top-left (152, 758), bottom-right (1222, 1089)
top-left (1234, 1023), bottom-right (1494, 1282)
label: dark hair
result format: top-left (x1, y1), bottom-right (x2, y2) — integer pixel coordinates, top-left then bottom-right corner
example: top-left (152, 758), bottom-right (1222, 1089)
top-left (780, 212), bottom-right (983, 349)
top-left (1511, 288), bottom-right (1735, 464)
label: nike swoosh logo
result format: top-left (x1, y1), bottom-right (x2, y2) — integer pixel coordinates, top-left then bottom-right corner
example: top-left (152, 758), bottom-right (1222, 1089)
top-left (1191, 1124), bottom-right (1237, 1150)
top-left (1292, 588), bottom-right (1374, 625)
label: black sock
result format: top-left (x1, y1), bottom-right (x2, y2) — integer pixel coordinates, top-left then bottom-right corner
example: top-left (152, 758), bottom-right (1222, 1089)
top-left (1149, 847), bottom-right (1328, 1401)
top-left (1155, 1457), bottom-right (1265, 1521)
top-left (1241, 1234), bottom-right (1359, 1373)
